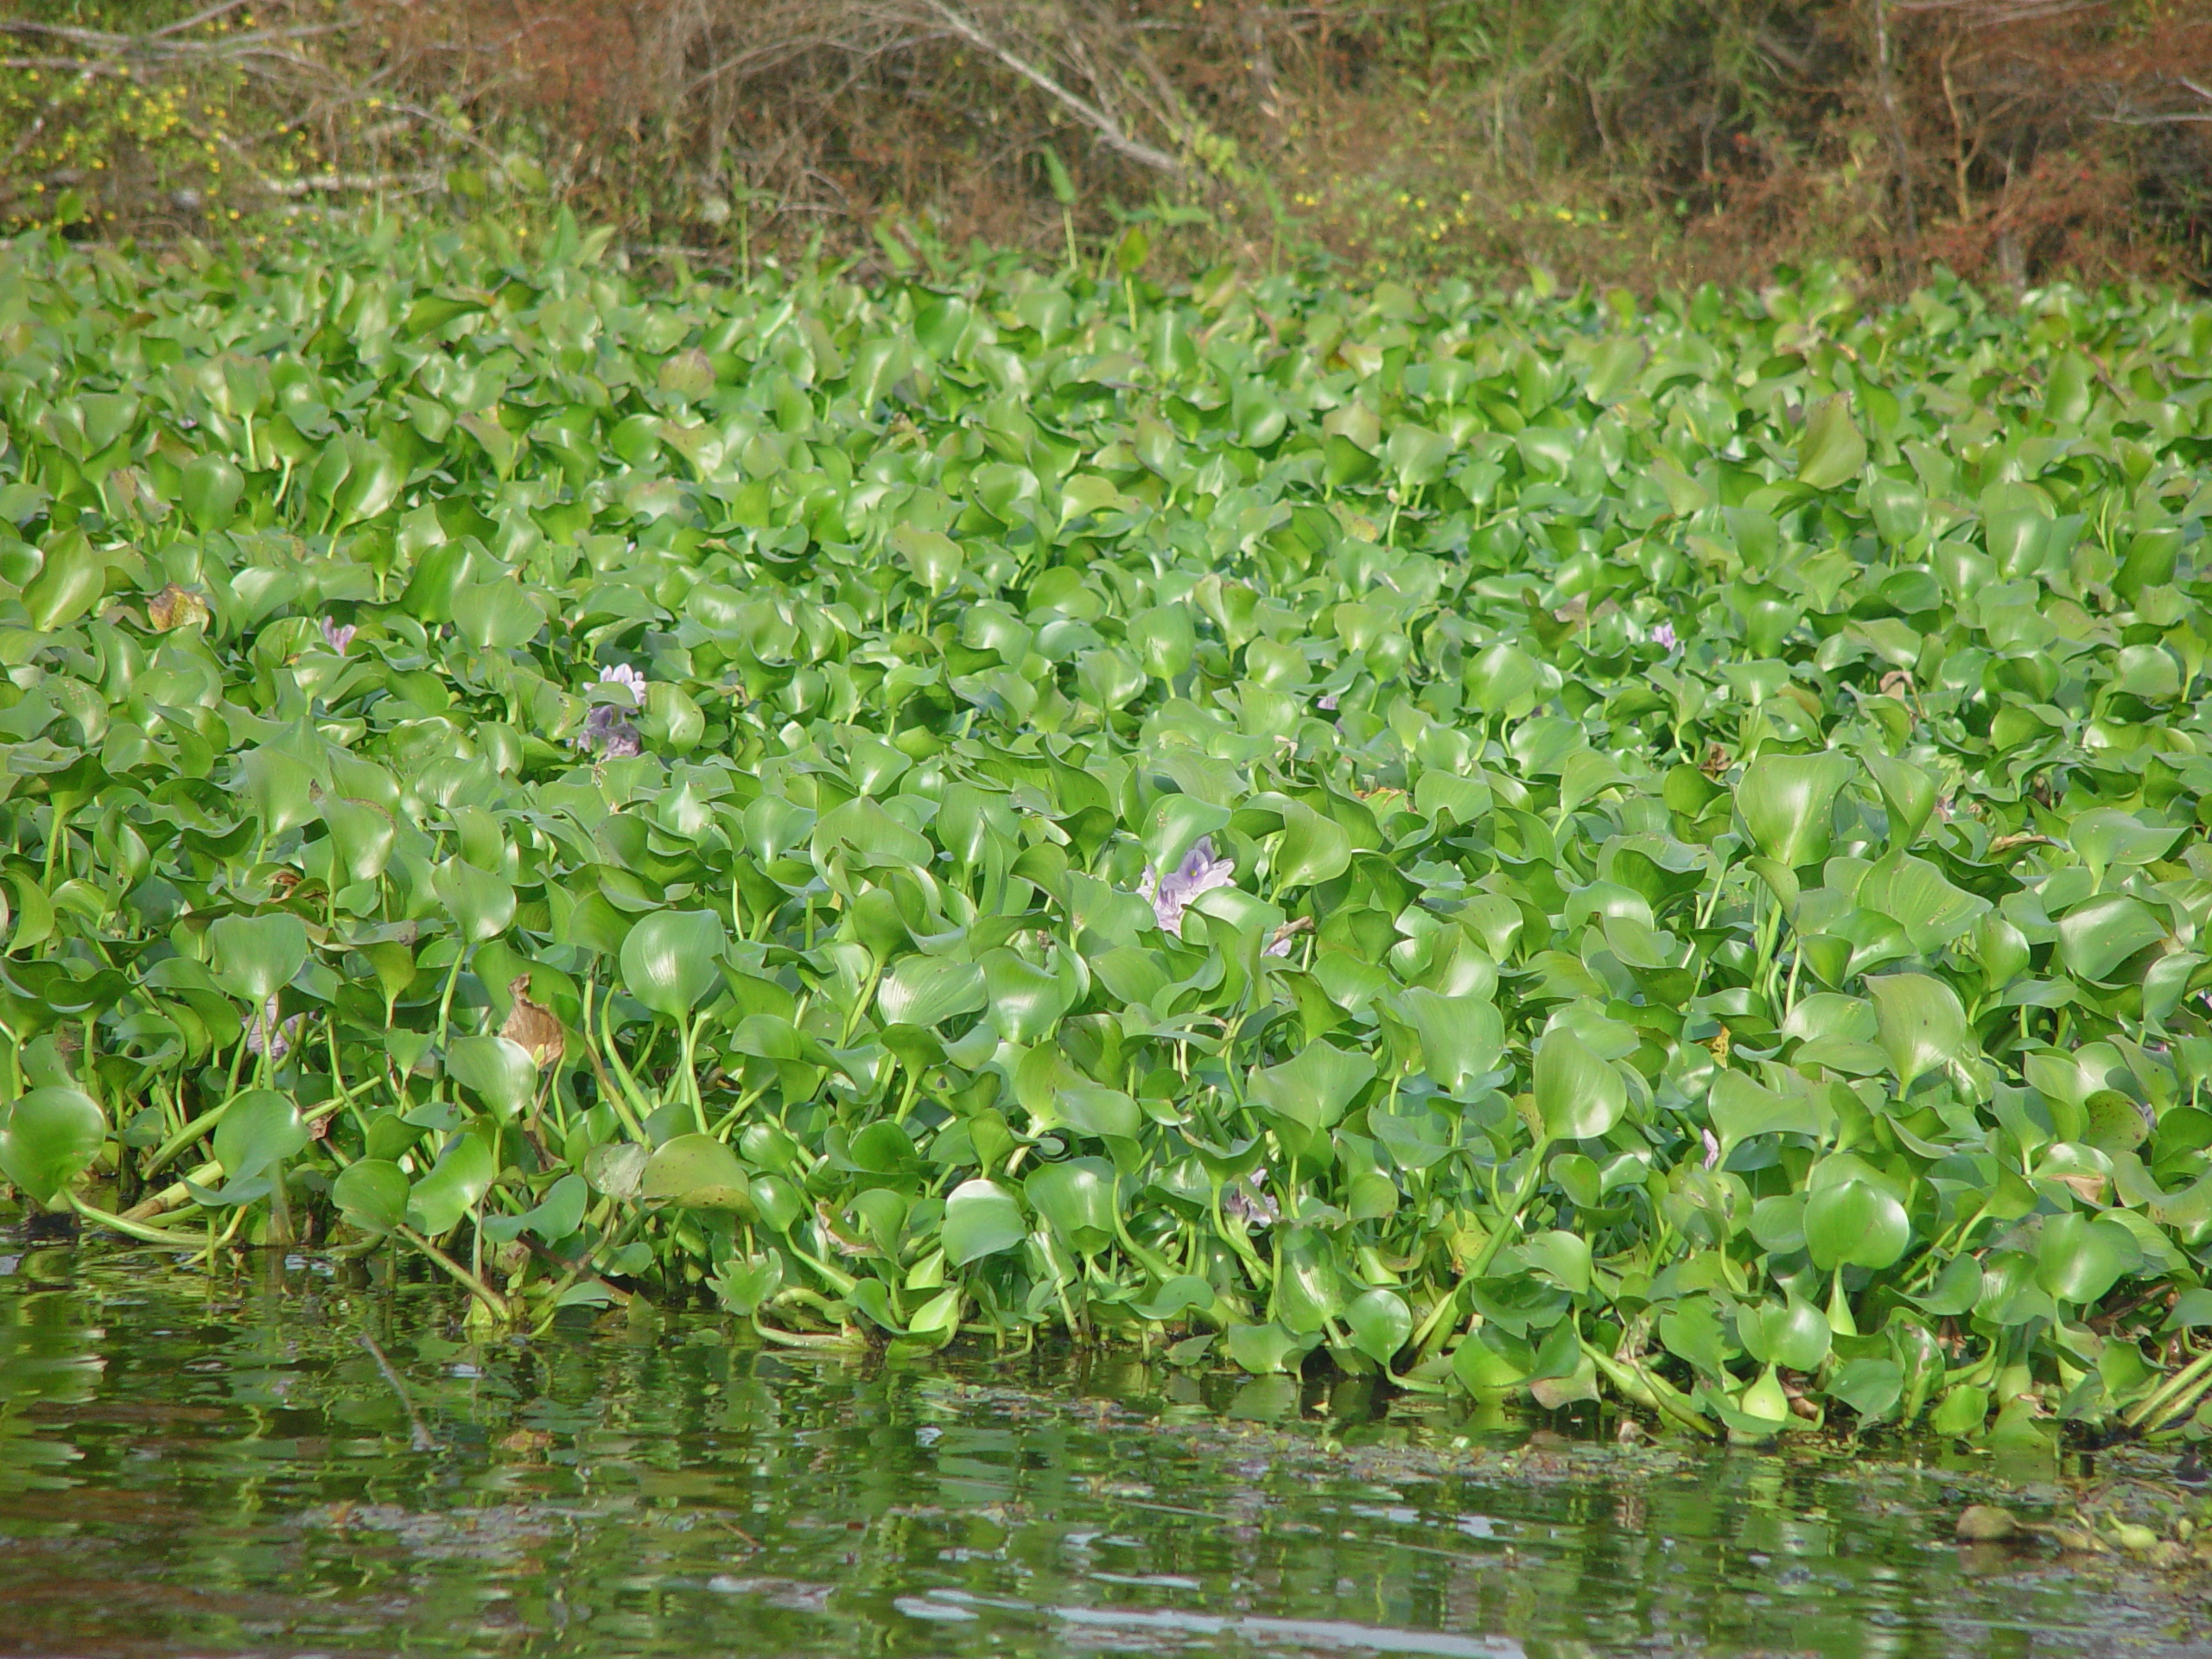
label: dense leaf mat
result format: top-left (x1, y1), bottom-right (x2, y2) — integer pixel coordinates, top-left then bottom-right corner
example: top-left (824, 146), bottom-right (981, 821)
top-left (5, 224), bottom-right (2212, 1441)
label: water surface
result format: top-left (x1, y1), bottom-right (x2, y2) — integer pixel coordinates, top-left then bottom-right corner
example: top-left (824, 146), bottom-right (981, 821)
top-left (1, 1246), bottom-right (2204, 1657)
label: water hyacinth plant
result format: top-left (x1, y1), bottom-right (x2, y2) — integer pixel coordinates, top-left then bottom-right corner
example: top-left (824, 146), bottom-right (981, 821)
top-left (2, 220), bottom-right (2212, 1448)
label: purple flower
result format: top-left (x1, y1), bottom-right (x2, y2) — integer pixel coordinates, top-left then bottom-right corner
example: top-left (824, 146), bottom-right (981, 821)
top-left (1317, 692), bottom-right (1339, 712)
top-left (578, 702), bottom-right (642, 759)
top-left (245, 995), bottom-right (306, 1061)
top-left (1139, 836), bottom-right (1237, 938)
top-left (1652, 621), bottom-right (1678, 652)
top-left (597, 663), bottom-right (647, 705)
top-left (321, 618), bottom-right (356, 654)
top-left (1223, 1171), bottom-right (1280, 1228)
top-left (1700, 1127), bottom-right (1720, 1170)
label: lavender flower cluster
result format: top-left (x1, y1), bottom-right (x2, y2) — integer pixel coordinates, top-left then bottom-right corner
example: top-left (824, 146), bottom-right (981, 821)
top-left (577, 664), bottom-right (646, 759)
top-left (1138, 837), bottom-right (1294, 956)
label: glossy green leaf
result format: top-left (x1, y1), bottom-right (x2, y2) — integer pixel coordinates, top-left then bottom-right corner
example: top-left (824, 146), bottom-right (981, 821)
top-left (1248, 1040), bottom-right (1376, 1133)
top-left (22, 531), bottom-right (105, 633)
top-left (1736, 752), bottom-right (1854, 868)
top-left (1804, 1179), bottom-right (1910, 1271)
top-left (445, 1033), bottom-right (537, 1122)
top-left (943, 1178), bottom-right (1027, 1266)
top-left (2056, 894), bottom-right (2166, 983)
top-left (640, 1134), bottom-right (754, 1212)
top-left (433, 861), bottom-right (516, 945)
top-left (1273, 802), bottom-right (1352, 890)
top-left (1344, 1287), bottom-right (1414, 1364)
top-left (207, 912), bottom-right (310, 1005)
top-left (1534, 1027), bottom-right (1626, 1141)
top-left (1738, 1295), bottom-right (1831, 1372)
top-left (1866, 972), bottom-right (1967, 1091)
top-left (212, 1090), bottom-right (308, 1181)
top-left (2034, 1213), bottom-right (2141, 1306)
top-left (879, 956), bottom-right (988, 1029)
top-left (1398, 988), bottom-right (1503, 1092)
top-left (1025, 1157), bottom-right (1116, 1254)
top-left (332, 1159), bottom-right (410, 1236)
top-left (1796, 394), bottom-right (1866, 492)
top-left (405, 1133), bottom-right (498, 1236)
top-left (181, 454), bottom-right (245, 531)
top-left (620, 909), bottom-right (727, 1019)
top-left (0, 1087), bottom-right (105, 1207)
top-left (321, 797), bottom-right (397, 884)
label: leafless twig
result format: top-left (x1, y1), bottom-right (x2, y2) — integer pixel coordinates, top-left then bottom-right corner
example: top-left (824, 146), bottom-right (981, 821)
top-left (917, 0), bottom-right (1180, 173)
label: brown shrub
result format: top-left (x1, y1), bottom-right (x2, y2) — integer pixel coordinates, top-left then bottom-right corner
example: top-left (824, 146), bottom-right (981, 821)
top-left (3, 0), bottom-right (2206, 289)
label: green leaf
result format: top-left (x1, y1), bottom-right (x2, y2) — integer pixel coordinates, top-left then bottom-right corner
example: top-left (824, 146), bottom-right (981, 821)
top-left (1344, 1287), bottom-right (1414, 1365)
top-left (1796, 394), bottom-right (1866, 492)
top-left (1866, 972), bottom-right (1967, 1091)
top-left (943, 1177), bottom-right (1027, 1265)
top-left (620, 908), bottom-right (727, 1018)
top-left (406, 1133), bottom-right (498, 1236)
top-left (1519, 1229), bottom-right (1592, 1294)
top-left (1861, 750), bottom-right (1936, 850)
top-left (433, 861), bottom-right (516, 945)
top-left (1462, 641), bottom-right (1542, 715)
top-left (1126, 604), bottom-right (1195, 680)
top-left (710, 1252), bottom-right (785, 1316)
top-left (1398, 988), bottom-right (1503, 1092)
top-left (1142, 792), bottom-right (1231, 876)
top-left (1929, 1383), bottom-right (1989, 1437)
top-left (1225, 1321), bottom-right (1305, 1375)
top-left (212, 1089), bottom-right (308, 1181)
top-left (330, 435), bottom-right (404, 528)
top-left (1056, 1084), bottom-right (1140, 1141)
top-left (1738, 1296), bottom-right (1831, 1372)
top-left (640, 1133), bottom-right (754, 1212)
top-left (22, 530), bottom-right (106, 633)
top-left (1803, 1179), bottom-right (1910, 1271)
top-left (879, 956), bottom-right (988, 1029)
top-left (982, 949), bottom-right (1069, 1045)
top-left (1735, 751), bottom-right (1854, 868)
top-left (241, 747), bottom-right (318, 838)
top-left (1248, 1039), bottom-right (1376, 1133)
top-left (452, 579), bottom-right (547, 651)
top-left (1277, 1230), bottom-right (1345, 1337)
top-left (811, 796), bottom-right (933, 872)
top-left (0, 1087), bottom-right (105, 1207)
top-left (1273, 801), bottom-right (1352, 890)
top-left (2055, 893), bottom-right (2166, 983)
top-left (1826, 1357), bottom-right (1903, 1423)
top-left (1708, 1069), bottom-right (1829, 1150)
top-left (2034, 1213), bottom-right (2141, 1306)
top-left (181, 454), bottom-right (245, 531)
top-left (207, 912), bottom-right (310, 1005)
top-left (320, 797), bottom-right (397, 884)
top-left (891, 524), bottom-right (963, 594)
top-left (1534, 1027), bottom-right (1626, 1141)
top-left (444, 1033), bottom-right (537, 1122)
top-left (1858, 854), bottom-right (1989, 956)
top-left (1025, 1157), bottom-right (1116, 1254)
top-left (332, 1159), bottom-right (410, 1236)
top-left (1582, 336), bottom-right (1648, 404)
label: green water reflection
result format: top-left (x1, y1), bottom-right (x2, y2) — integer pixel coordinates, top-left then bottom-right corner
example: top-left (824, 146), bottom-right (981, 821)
top-left (0, 1246), bottom-right (2202, 1657)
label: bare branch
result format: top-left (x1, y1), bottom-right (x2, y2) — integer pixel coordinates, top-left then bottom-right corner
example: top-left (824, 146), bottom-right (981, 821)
top-left (148, 0), bottom-right (254, 40)
top-left (915, 0), bottom-right (1180, 173)
top-left (252, 169), bottom-right (442, 196)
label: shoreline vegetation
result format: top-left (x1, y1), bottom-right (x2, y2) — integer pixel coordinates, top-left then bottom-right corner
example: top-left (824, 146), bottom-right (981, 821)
top-left (3, 219), bottom-right (2212, 1448)
top-left (2, 1), bottom-right (2209, 292)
